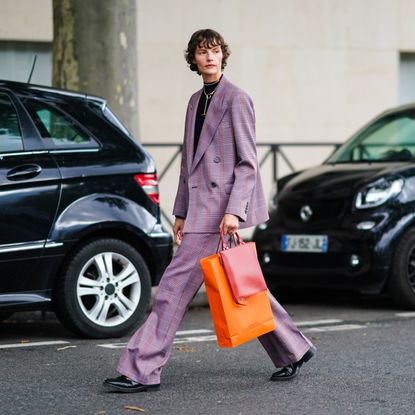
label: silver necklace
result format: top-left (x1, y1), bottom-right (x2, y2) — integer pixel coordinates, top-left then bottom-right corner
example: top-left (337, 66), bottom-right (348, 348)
top-left (202, 85), bottom-right (218, 116)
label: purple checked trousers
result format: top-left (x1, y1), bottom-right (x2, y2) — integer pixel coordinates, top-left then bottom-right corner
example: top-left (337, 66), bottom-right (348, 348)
top-left (117, 233), bottom-right (314, 385)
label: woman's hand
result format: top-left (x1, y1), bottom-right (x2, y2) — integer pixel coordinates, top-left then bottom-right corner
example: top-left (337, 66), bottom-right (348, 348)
top-left (173, 217), bottom-right (185, 245)
top-left (219, 213), bottom-right (239, 236)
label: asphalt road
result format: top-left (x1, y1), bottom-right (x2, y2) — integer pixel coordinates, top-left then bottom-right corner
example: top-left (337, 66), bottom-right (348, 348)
top-left (1, 292), bottom-right (414, 415)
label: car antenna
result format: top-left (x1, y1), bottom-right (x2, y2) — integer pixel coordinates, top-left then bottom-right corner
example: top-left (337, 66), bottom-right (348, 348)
top-left (27, 54), bottom-right (37, 83)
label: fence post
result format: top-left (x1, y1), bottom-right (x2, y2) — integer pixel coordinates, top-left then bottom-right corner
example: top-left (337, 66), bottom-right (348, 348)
top-left (272, 144), bottom-right (278, 186)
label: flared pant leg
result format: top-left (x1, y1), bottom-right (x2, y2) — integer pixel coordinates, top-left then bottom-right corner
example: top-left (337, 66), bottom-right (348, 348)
top-left (257, 291), bottom-right (314, 368)
top-left (117, 232), bottom-right (220, 385)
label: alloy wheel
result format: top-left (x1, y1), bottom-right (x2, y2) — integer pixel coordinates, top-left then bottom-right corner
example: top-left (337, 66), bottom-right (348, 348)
top-left (76, 252), bottom-right (142, 327)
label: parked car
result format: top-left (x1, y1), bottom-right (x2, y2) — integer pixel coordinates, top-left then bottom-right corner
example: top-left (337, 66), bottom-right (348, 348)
top-left (253, 103), bottom-right (415, 309)
top-left (0, 80), bottom-right (172, 337)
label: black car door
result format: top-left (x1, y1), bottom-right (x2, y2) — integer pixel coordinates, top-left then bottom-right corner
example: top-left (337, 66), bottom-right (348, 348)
top-left (0, 90), bottom-right (61, 294)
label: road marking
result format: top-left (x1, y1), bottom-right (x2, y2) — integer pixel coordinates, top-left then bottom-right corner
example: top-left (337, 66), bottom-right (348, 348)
top-left (173, 335), bottom-right (217, 344)
top-left (97, 336), bottom-right (218, 349)
top-left (0, 340), bottom-right (69, 350)
top-left (176, 329), bottom-right (213, 336)
top-left (304, 324), bottom-right (366, 333)
top-left (296, 319), bottom-right (343, 327)
top-left (98, 343), bottom-right (127, 349)
top-left (97, 330), bottom-right (215, 349)
top-left (396, 312), bottom-right (415, 318)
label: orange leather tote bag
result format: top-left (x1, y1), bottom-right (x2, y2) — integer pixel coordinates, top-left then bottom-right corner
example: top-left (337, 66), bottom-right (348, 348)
top-left (200, 234), bottom-right (276, 348)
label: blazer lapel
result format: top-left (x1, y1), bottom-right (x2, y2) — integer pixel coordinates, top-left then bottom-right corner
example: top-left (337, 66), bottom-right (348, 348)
top-left (185, 90), bottom-right (202, 173)
top-left (190, 76), bottom-right (229, 173)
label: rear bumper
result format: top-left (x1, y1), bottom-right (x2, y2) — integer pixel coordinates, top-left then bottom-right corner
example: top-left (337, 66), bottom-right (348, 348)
top-left (146, 227), bottom-right (173, 285)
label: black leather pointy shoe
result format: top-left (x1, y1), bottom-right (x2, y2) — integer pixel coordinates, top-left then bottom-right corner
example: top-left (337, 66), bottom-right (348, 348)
top-left (103, 375), bottom-right (160, 393)
top-left (271, 346), bottom-right (316, 381)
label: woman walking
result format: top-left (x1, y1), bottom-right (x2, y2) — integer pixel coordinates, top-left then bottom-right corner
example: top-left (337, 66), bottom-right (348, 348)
top-left (104, 29), bottom-right (315, 393)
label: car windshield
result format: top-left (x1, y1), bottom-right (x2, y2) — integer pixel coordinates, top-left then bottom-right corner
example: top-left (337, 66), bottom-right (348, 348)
top-left (327, 109), bottom-right (415, 163)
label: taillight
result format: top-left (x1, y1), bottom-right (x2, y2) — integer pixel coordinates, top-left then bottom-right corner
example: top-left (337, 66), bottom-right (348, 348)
top-left (134, 173), bottom-right (160, 205)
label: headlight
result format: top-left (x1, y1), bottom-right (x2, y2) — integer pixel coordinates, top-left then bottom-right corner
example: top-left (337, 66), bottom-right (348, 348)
top-left (355, 178), bottom-right (404, 209)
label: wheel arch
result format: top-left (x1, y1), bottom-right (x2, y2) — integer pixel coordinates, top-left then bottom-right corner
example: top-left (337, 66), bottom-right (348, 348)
top-left (48, 193), bottom-right (161, 291)
top-left (49, 193), bottom-right (158, 242)
top-left (386, 224), bottom-right (415, 308)
top-left (375, 213), bottom-right (415, 288)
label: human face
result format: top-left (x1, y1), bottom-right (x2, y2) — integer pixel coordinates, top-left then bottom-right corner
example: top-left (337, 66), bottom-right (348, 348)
top-left (193, 43), bottom-right (223, 83)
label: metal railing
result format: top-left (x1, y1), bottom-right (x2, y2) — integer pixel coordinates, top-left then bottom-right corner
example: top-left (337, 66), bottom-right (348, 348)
top-left (143, 142), bottom-right (342, 229)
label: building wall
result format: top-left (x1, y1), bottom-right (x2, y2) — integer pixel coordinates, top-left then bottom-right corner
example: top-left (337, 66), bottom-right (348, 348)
top-left (137, 0), bottom-right (415, 142)
top-left (0, 0), bottom-right (52, 41)
top-left (1, 0), bottom-right (415, 232)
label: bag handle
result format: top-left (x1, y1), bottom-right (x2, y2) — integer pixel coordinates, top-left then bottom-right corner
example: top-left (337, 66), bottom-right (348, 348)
top-left (219, 230), bottom-right (245, 251)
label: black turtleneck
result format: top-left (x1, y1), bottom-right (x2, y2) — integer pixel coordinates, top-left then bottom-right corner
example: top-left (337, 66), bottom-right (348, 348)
top-left (193, 74), bottom-right (223, 158)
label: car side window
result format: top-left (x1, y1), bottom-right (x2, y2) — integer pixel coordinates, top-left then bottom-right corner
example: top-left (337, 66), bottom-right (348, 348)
top-left (22, 99), bottom-right (98, 149)
top-left (0, 93), bottom-right (24, 152)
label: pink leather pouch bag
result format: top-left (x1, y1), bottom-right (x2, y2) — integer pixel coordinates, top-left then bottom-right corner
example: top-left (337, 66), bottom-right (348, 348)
top-left (219, 232), bottom-right (268, 304)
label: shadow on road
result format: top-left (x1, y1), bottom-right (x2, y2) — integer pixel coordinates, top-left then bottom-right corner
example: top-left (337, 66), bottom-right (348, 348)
top-left (0, 311), bottom-right (76, 340)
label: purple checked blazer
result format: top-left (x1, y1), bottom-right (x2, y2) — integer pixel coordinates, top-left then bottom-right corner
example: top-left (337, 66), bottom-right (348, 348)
top-left (172, 76), bottom-right (269, 233)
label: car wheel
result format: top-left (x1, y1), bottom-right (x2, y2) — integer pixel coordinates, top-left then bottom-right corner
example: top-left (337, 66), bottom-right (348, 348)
top-left (389, 228), bottom-right (415, 309)
top-left (54, 238), bottom-right (151, 338)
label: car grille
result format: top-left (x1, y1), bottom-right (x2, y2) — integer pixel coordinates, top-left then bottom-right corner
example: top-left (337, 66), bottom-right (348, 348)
top-left (279, 199), bottom-right (347, 230)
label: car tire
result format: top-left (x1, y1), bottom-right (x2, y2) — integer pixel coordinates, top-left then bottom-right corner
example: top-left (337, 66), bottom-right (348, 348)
top-left (54, 238), bottom-right (151, 338)
top-left (389, 228), bottom-right (415, 309)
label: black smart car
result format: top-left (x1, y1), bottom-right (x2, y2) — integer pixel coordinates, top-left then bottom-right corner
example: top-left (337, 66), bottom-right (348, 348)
top-left (0, 80), bottom-right (172, 338)
top-left (253, 103), bottom-right (415, 309)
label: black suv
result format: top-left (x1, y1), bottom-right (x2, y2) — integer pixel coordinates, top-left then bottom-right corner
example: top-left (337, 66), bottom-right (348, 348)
top-left (0, 80), bottom-right (172, 338)
top-left (253, 103), bottom-right (415, 309)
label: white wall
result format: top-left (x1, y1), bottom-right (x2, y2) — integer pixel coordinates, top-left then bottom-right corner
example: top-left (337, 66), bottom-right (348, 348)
top-left (0, 0), bottom-right (52, 41)
top-left (137, 0), bottom-right (415, 144)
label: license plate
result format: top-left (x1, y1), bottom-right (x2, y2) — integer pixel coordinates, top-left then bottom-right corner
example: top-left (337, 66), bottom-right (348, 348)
top-left (281, 234), bottom-right (328, 253)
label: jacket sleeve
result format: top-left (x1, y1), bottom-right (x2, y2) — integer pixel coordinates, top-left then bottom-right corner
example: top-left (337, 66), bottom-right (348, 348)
top-left (225, 91), bottom-right (257, 222)
top-left (172, 105), bottom-right (190, 219)
top-left (172, 147), bottom-right (188, 219)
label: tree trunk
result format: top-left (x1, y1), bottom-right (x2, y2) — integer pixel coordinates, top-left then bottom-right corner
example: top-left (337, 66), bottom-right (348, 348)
top-left (52, 0), bottom-right (139, 137)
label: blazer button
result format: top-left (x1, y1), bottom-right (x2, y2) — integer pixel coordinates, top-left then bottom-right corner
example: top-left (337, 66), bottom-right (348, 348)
top-left (211, 182), bottom-right (217, 188)
top-left (213, 156), bottom-right (221, 163)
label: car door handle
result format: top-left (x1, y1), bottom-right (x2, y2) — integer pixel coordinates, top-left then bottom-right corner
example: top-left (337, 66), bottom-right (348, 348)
top-left (6, 164), bottom-right (42, 181)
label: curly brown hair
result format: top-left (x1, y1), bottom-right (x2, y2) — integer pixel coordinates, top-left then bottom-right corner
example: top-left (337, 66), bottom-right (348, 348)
top-left (185, 29), bottom-right (231, 74)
